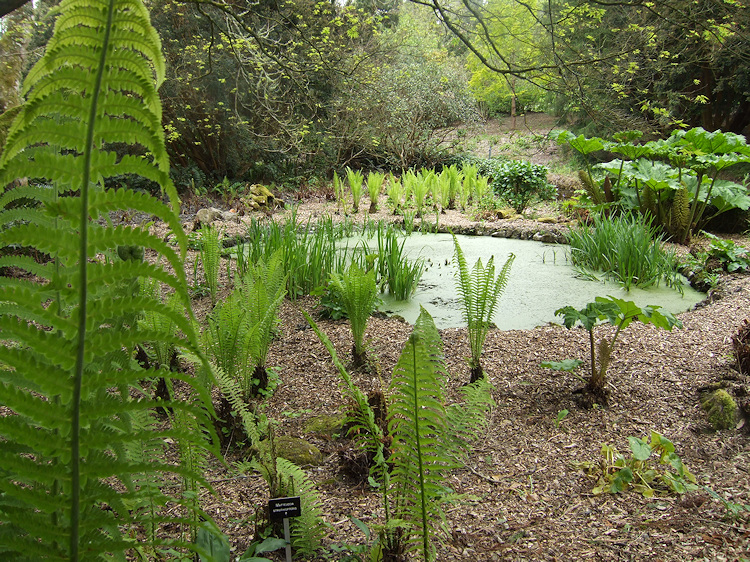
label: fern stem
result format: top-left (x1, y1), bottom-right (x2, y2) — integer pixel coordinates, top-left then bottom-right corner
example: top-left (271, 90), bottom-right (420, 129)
top-left (71, 0), bottom-right (116, 557)
top-left (409, 335), bottom-right (430, 561)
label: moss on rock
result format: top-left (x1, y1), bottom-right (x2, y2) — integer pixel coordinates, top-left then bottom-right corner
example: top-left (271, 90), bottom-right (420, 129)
top-left (275, 435), bottom-right (324, 466)
top-left (701, 389), bottom-right (737, 431)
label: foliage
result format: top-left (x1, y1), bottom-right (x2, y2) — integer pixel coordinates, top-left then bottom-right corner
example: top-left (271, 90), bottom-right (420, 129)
top-left (375, 224), bottom-right (425, 300)
top-left (453, 233), bottom-right (515, 382)
top-left (491, 159), bottom-right (556, 213)
top-left (139, 278), bottom-right (182, 370)
top-left (701, 389), bottom-right (737, 431)
top-left (385, 307), bottom-right (493, 560)
top-left (347, 167), bottom-right (365, 213)
top-left (700, 232), bottom-right (750, 273)
top-left (367, 170), bottom-right (386, 213)
top-left (212, 363), bottom-right (326, 555)
top-left (0, 0), bottom-right (219, 557)
top-left (329, 262), bottom-right (380, 367)
top-left (555, 128), bottom-right (750, 242)
top-left (332, 39), bottom-right (479, 169)
top-left (199, 224), bottom-right (221, 305)
top-left (575, 431), bottom-right (697, 497)
top-left (567, 213), bottom-right (682, 291)
top-left (465, 0), bottom-right (549, 116)
top-left (556, 297), bottom-right (682, 405)
top-left (303, 311), bottom-right (387, 478)
top-left (237, 252), bottom-right (287, 394)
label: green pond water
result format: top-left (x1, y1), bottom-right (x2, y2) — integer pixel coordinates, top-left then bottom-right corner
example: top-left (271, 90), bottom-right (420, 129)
top-left (351, 232), bottom-right (705, 330)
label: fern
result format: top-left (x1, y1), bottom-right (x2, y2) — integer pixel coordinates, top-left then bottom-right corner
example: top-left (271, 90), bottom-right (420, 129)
top-left (238, 250), bottom-right (287, 394)
top-left (329, 261), bottom-right (379, 367)
top-left (199, 224), bottom-right (221, 305)
top-left (212, 362), bottom-right (325, 556)
top-left (203, 291), bottom-right (254, 397)
top-left (452, 233), bottom-right (514, 383)
top-left (303, 310), bottom-right (387, 479)
top-left (276, 458), bottom-right (327, 556)
top-left (387, 307), bottom-right (456, 562)
top-left (0, 0), bottom-right (218, 558)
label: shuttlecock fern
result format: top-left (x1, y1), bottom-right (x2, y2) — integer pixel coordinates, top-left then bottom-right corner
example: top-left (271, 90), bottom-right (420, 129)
top-left (452, 233), bottom-right (514, 383)
top-left (238, 250), bottom-right (287, 394)
top-left (0, 0), bottom-right (218, 558)
top-left (329, 261), bottom-right (379, 368)
top-left (387, 307), bottom-right (456, 562)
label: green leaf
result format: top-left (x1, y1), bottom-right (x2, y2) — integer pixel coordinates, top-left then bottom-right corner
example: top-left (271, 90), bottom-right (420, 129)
top-left (197, 522), bottom-right (231, 562)
top-left (628, 436), bottom-right (652, 461)
top-left (541, 359), bottom-right (583, 372)
top-left (611, 467), bottom-right (633, 492)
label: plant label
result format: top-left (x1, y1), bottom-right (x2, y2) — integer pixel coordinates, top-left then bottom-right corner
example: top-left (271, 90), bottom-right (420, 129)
top-left (268, 496), bottom-right (301, 521)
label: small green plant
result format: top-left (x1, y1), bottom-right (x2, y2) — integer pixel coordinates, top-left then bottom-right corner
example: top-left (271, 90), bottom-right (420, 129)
top-left (367, 171), bottom-right (386, 213)
top-left (329, 262), bottom-right (380, 367)
top-left (575, 431), bottom-right (697, 497)
top-left (376, 225), bottom-right (424, 300)
top-left (554, 409), bottom-right (569, 429)
top-left (412, 169), bottom-right (432, 218)
top-left (701, 388), bottom-right (737, 430)
top-left (237, 251), bottom-right (287, 394)
top-left (492, 159), bottom-right (556, 213)
top-left (567, 213), bottom-right (682, 292)
top-left (556, 296), bottom-right (682, 406)
top-left (333, 171), bottom-right (348, 215)
top-left (199, 224), bottom-right (222, 305)
top-left (346, 167), bottom-right (365, 213)
top-left (387, 174), bottom-right (404, 213)
top-left (453, 233), bottom-right (515, 383)
top-left (701, 232), bottom-right (750, 273)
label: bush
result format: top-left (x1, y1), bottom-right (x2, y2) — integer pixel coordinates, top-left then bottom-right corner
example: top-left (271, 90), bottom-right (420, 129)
top-left (491, 160), bottom-right (556, 213)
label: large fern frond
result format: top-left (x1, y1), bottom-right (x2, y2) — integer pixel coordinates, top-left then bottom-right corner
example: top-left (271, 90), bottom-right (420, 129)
top-left (452, 233), bottom-right (514, 373)
top-left (0, 0), bottom-right (217, 558)
top-left (275, 458), bottom-right (327, 556)
top-left (329, 261), bottom-right (379, 362)
top-left (387, 307), bottom-right (455, 562)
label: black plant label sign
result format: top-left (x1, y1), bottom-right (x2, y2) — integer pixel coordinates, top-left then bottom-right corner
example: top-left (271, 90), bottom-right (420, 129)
top-left (268, 496), bottom-right (301, 521)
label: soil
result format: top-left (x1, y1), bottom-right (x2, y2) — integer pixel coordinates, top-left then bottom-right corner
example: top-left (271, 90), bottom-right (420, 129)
top-left (173, 129), bottom-right (750, 559)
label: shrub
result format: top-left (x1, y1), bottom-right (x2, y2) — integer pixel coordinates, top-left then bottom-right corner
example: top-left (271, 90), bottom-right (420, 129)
top-left (492, 159), bottom-right (556, 213)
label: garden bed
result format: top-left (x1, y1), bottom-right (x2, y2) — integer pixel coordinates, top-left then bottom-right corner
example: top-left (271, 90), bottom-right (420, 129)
top-left (168, 196), bottom-right (750, 561)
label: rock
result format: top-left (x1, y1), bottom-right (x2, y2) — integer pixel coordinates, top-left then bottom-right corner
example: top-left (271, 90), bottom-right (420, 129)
top-left (241, 184), bottom-right (280, 212)
top-left (193, 207), bottom-right (222, 230)
top-left (275, 435), bottom-right (324, 466)
top-left (537, 216), bottom-right (557, 224)
top-left (303, 414), bottom-right (346, 437)
top-left (701, 388), bottom-right (738, 430)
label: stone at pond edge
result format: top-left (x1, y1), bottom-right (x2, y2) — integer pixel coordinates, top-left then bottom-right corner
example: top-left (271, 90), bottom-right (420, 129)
top-left (275, 435), bottom-right (324, 466)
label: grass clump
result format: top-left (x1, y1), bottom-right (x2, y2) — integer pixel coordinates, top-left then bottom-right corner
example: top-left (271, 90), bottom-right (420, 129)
top-left (568, 213), bottom-right (682, 291)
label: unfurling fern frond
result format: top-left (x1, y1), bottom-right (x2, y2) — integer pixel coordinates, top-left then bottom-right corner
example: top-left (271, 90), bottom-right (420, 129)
top-left (388, 307), bottom-right (456, 562)
top-left (0, 0), bottom-right (218, 558)
top-left (452, 233), bottom-right (514, 383)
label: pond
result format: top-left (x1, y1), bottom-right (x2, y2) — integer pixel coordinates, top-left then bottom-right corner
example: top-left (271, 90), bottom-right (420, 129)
top-left (357, 233), bottom-right (705, 330)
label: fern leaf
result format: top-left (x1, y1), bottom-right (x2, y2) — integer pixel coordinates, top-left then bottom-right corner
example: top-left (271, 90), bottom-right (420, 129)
top-left (276, 458), bottom-right (327, 556)
top-left (0, 0), bottom-right (217, 558)
top-left (388, 307), bottom-right (454, 562)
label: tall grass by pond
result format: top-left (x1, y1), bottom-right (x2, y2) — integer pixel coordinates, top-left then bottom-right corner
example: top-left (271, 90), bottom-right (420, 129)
top-left (568, 213), bottom-right (682, 291)
top-left (234, 212), bottom-right (423, 301)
